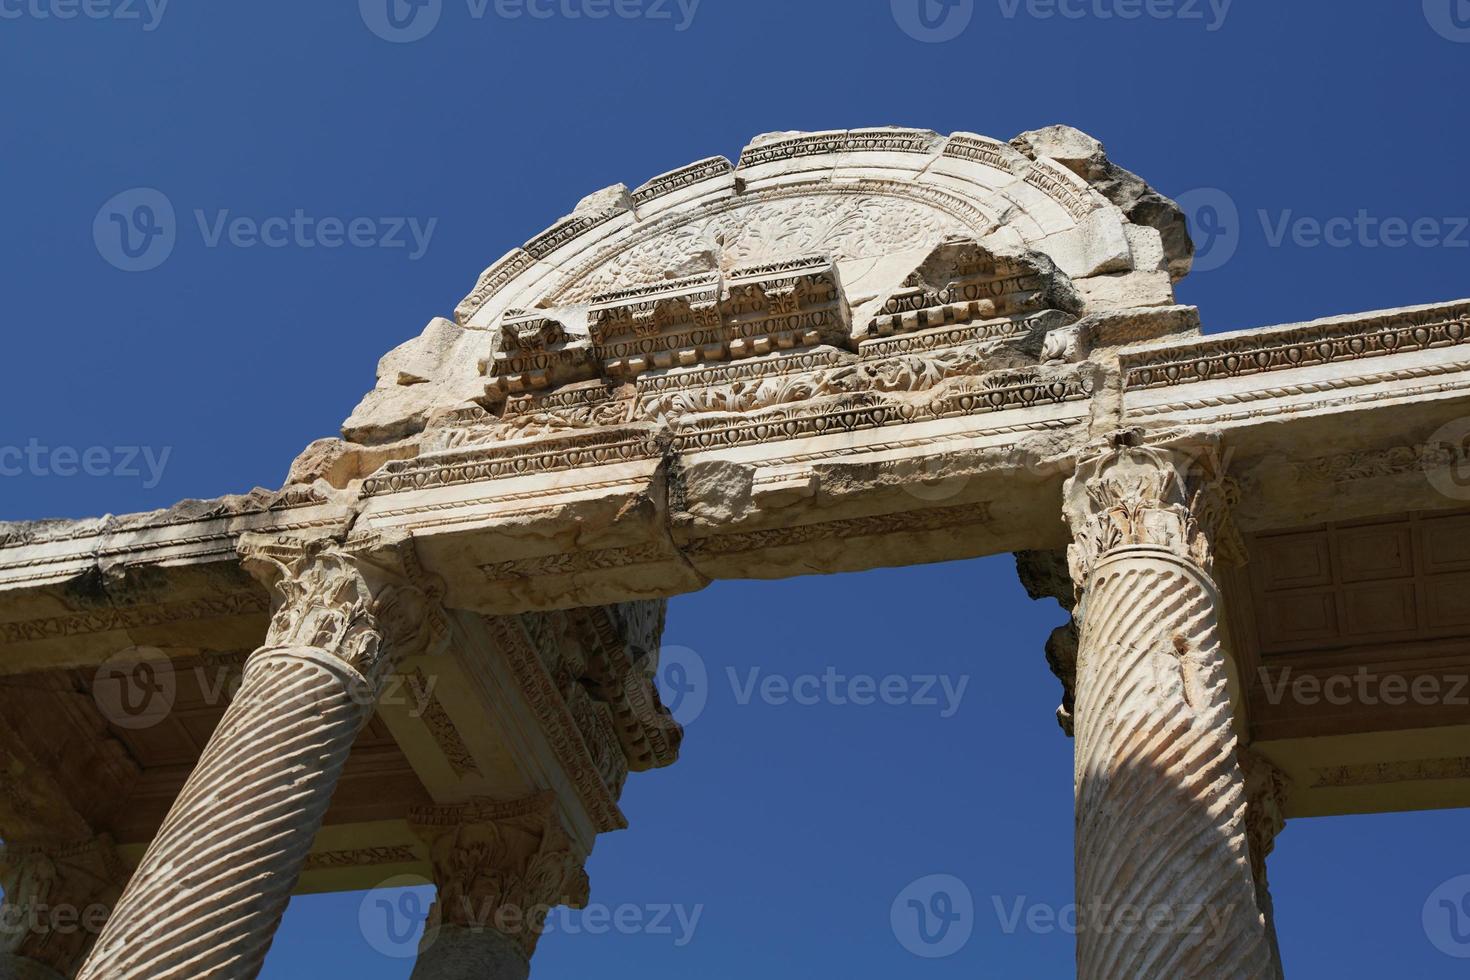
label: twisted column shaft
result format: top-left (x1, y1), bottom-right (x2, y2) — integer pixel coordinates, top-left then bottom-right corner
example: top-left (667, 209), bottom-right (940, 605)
top-left (1064, 441), bottom-right (1281, 980)
top-left (76, 536), bottom-right (443, 980)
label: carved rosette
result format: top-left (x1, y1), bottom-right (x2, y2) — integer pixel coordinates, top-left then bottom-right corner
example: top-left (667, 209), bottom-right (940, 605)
top-left (0, 836), bottom-right (127, 978)
top-left (1061, 438), bottom-right (1280, 980)
top-left (410, 794), bottom-right (589, 961)
top-left (76, 536), bottom-right (447, 980)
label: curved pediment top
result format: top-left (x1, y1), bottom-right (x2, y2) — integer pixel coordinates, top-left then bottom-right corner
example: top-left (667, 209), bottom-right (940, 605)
top-left (452, 125), bottom-right (1192, 330)
top-left (346, 124), bottom-right (1193, 443)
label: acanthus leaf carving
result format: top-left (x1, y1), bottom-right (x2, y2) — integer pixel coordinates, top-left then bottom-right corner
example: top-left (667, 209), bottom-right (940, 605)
top-left (409, 793), bottom-right (588, 959)
top-left (238, 533), bottom-right (447, 691)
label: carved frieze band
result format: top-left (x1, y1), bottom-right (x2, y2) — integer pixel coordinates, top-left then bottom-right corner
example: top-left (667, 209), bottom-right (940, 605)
top-left (407, 667), bottom-right (482, 779)
top-left (303, 845), bottom-right (420, 871)
top-left (1310, 756), bottom-right (1470, 788)
top-left (0, 592), bottom-right (269, 645)
top-left (1121, 304), bottom-right (1470, 391)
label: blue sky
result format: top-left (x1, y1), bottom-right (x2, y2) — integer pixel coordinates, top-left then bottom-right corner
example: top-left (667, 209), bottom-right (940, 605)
top-left (2, 0), bottom-right (1468, 976)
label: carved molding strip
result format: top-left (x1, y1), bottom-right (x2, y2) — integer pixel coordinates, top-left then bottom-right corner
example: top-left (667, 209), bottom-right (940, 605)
top-left (736, 129), bottom-right (941, 169)
top-left (483, 616), bottom-right (626, 833)
top-left (631, 156), bottom-right (733, 207)
top-left (1310, 756), bottom-right (1470, 788)
top-left (362, 428), bottom-right (664, 497)
top-left (0, 593), bottom-right (269, 645)
top-left (1121, 305), bottom-right (1470, 391)
top-left (302, 845), bottom-right (419, 871)
top-left (1296, 443), bottom-right (1470, 483)
top-left (408, 667), bottom-right (481, 779)
top-left (1128, 361), bottom-right (1470, 422)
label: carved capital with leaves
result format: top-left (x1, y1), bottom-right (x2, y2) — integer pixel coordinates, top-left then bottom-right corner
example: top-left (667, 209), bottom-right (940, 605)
top-left (1062, 433), bottom-right (1244, 592)
top-left (409, 793), bottom-right (589, 959)
top-left (238, 531), bottom-right (448, 692)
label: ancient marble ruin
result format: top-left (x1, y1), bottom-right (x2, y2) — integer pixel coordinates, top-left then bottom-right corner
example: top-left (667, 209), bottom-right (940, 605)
top-left (1, 125), bottom-right (1467, 978)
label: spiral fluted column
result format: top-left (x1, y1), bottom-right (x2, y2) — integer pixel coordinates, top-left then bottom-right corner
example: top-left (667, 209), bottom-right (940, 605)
top-left (76, 535), bottom-right (444, 980)
top-left (1063, 439), bottom-right (1282, 980)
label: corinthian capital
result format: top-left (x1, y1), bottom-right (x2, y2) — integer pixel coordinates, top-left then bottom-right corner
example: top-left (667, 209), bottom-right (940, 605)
top-left (409, 793), bottom-right (589, 959)
top-left (238, 532), bottom-right (448, 690)
top-left (1062, 432), bottom-right (1243, 590)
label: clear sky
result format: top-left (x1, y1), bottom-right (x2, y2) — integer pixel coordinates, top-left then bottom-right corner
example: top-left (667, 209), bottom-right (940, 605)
top-left (2, 0), bottom-right (1469, 976)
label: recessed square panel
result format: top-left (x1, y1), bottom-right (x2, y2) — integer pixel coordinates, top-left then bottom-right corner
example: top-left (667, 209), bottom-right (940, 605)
top-left (1342, 582), bottom-right (1419, 636)
top-left (1338, 524), bottom-right (1415, 582)
top-left (1261, 590), bottom-right (1339, 650)
top-left (1258, 532), bottom-right (1334, 590)
top-left (1425, 573), bottom-right (1470, 630)
top-left (1422, 514), bottom-right (1470, 574)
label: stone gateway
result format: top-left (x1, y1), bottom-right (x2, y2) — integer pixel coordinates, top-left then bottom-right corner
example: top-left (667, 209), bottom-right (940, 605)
top-left (1, 125), bottom-right (1467, 978)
